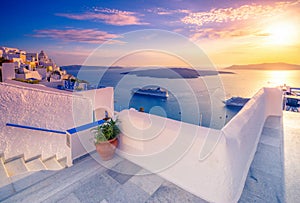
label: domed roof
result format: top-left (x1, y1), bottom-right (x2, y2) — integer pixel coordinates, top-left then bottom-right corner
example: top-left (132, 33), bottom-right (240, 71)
top-left (39, 50), bottom-right (49, 62)
top-left (39, 50), bottom-right (47, 57)
top-left (38, 50), bottom-right (48, 59)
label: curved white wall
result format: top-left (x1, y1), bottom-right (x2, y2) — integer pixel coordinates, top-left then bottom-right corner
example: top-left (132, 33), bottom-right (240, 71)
top-left (117, 87), bottom-right (283, 203)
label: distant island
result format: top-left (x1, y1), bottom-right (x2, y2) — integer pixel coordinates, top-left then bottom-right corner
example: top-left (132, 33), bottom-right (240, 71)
top-left (121, 68), bottom-right (234, 79)
top-left (61, 65), bottom-right (123, 70)
top-left (61, 66), bottom-right (235, 79)
top-left (225, 63), bottom-right (300, 70)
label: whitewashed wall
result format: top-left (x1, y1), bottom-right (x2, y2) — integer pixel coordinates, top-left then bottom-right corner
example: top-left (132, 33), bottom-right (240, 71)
top-left (0, 82), bottom-right (92, 164)
top-left (2, 126), bottom-right (71, 162)
top-left (0, 82), bottom-right (114, 166)
top-left (69, 129), bottom-right (94, 161)
top-left (1, 63), bottom-right (15, 82)
top-left (0, 83), bottom-right (92, 131)
top-left (68, 88), bottom-right (114, 161)
top-left (117, 87), bottom-right (283, 203)
top-left (78, 87), bottom-right (114, 120)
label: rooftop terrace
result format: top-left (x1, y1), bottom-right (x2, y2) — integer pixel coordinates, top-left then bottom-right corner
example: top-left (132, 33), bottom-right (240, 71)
top-left (1, 111), bottom-right (299, 202)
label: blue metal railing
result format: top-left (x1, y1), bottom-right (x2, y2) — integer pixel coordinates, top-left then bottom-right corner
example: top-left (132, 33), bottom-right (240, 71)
top-left (6, 123), bottom-right (66, 134)
top-left (6, 119), bottom-right (106, 135)
top-left (67, 119), bottom-right (105, 135)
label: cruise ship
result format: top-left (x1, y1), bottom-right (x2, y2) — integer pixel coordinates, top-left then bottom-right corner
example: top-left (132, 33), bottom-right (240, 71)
top-left (132, 86), bottom-right (169, 98)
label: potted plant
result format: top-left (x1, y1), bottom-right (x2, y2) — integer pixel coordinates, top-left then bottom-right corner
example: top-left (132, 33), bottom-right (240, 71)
top-left (91, 118), bottom-right (120, 161)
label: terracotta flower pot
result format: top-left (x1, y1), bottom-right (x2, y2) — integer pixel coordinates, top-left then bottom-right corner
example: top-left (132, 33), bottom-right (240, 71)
top-left (95, 138), bottom-right (118, 161)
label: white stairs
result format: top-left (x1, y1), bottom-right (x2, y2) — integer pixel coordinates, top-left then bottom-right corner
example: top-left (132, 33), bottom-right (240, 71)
top-left (0, 153), bottom-right (67, 201)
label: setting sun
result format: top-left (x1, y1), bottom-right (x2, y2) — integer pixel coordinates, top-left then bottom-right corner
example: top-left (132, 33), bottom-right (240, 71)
top-left (265, 21), bottom-right (298, 45)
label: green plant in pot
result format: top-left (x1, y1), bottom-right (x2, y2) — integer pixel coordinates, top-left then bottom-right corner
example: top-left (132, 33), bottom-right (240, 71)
top-left (91, 118), bottom-right (120, 161)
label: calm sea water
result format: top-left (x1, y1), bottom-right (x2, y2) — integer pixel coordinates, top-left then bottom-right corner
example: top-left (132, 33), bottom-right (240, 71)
top-left (63, 67), bottom-right (300, 129)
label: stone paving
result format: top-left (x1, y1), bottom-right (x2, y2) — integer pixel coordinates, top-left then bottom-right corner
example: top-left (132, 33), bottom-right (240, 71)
top-left (283, 111), bottom-right (300, 202)
top-left (42, 156), bottom-right (208, 203)
top-left (2, 112), bottom-right (299, 202)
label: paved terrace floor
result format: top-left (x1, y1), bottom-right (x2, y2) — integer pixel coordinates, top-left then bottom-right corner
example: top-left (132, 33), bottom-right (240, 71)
top-left (2, 111), bottom-right (299, 202)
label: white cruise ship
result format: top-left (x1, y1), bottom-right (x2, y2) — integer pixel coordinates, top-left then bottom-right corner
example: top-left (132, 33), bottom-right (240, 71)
top-left (132, 86), bottom-right (169, 98)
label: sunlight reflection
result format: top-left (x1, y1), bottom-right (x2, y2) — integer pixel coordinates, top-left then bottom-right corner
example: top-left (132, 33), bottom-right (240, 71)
top-left (266, 71), bottom-right (294, 87)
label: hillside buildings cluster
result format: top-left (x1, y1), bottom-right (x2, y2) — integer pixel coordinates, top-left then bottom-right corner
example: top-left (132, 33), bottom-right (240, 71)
top-left (0, 46), bottom-right (58, 70)
top-left (0, 46), bottom-right (88, 91)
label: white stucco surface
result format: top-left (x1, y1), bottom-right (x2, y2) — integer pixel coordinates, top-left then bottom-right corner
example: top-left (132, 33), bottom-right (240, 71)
top-left (117, 87), bottom-right (283, 203)
top-left (78, 87), bottom-right (114, 119)
top-left (1, 63), bottom-right (15, 82)
top-left (0, 82), bottom-right (113, 163)
top-left (0, 82), bottom-right (92, 131)
top-left (1, 126), bottom-right (69, 160)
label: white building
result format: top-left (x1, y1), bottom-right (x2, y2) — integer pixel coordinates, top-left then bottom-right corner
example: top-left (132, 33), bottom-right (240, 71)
top-left (38, 50), bottom-right (49, 63)
top-left (1, 63), bottom-right (15, 81)
top-left (0, 47), bottom-right (19, 54)
top-left (26, 52), bottom-right (38, 62)
top-left (0, 47), bottom-right (26, 62)
top-left (38, 50), bottom-right (57, 68)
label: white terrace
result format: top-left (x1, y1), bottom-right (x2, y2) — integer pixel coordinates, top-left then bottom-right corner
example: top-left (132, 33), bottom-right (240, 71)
top-left (0, 81), bottom-right (299, 202)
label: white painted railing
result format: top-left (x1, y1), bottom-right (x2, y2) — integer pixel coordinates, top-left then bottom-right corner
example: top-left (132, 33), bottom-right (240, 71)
top-left (117, 87), bottom-right (283, 203)
top-left (220, 87), bottom-right (282, 202)
top-left (66, 120), bottom-right (105, 162)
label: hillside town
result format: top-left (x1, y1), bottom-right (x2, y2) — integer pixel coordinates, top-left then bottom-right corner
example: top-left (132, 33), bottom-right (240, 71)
top-left (0, 46), bottom-right (87, 91)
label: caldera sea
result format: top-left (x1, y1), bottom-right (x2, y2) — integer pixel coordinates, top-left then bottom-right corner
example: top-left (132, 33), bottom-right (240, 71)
top-left (62, 66), bottom-right (300, 129)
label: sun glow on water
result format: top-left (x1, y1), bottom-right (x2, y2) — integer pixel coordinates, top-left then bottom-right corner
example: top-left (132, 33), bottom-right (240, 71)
top-left (266, 71), bottom-right (295, 86)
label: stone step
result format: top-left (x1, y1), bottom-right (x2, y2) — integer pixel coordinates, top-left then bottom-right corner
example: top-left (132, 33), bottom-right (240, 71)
top-left (2, 154), bottom-right (116, 202)
top-left (57, 157), bottom-right (67, 168)
top-left (43, 155), bottom-right (64, 170)
top-left (0, 153), bottom-right (15, 200)
top-left (0, 153), bottom-right (9, 181)
top-left (0, 170), bottom-right (59, 202)
top-left (0, 152), bottom-right (69, 202)
top-left (25, 155), bottom-right (47, 171)
top-left (4, 155), bottom-right (28, 177)
top-left (0, 180), bottom-right (15, 201)
top-left (10, 170), bottom-right (56, 193)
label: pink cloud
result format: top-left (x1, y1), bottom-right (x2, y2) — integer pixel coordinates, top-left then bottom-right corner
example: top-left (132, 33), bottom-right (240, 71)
top-left (56, 8), bottom-right (147, 26)
top-left (32, 29), bottom-right (121, 44)
top-left (191, 28), bottom-right (252, 40)
top-left (181, 2), bottom-right (297, 26)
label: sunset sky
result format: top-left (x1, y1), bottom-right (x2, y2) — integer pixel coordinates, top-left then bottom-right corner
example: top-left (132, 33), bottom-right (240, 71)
top-left (1, 0), bottom-right (300, 67)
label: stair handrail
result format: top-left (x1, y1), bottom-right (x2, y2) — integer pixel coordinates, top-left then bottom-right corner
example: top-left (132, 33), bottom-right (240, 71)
top-left (6, 123), bottom-right (66, 134)
top-left (66, 119), bottom-right (105, 134)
